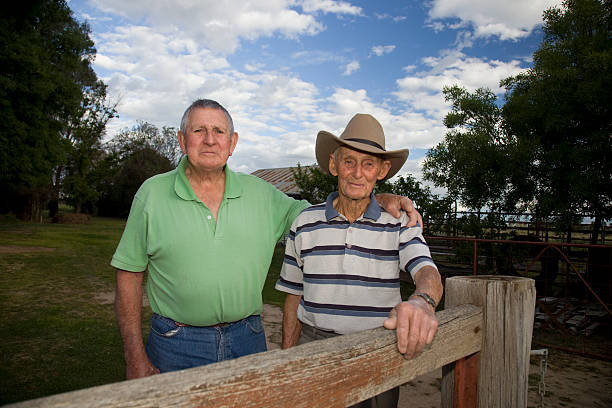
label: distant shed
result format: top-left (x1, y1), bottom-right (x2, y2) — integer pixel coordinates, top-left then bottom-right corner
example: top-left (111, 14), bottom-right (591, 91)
top-left (251, 166), bottom-right (310, 199)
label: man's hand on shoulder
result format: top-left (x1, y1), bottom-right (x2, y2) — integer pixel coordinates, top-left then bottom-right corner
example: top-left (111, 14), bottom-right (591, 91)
top-left (383, 297), bottom-right (438, 359)
top-left (374, 193), bottom-right (423, 227)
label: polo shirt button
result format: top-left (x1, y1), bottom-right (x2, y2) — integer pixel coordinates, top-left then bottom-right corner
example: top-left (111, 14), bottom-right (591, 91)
top-left (346, 244), bottom-right (352, 249)
top-left (207, 215), bottom-right (212, 220)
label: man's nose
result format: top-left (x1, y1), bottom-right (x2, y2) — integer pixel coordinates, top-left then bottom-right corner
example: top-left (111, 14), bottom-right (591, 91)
top-left (353, 164), bottom-right (364, 177)
top-left (202, 129), bottom-right (215, 144)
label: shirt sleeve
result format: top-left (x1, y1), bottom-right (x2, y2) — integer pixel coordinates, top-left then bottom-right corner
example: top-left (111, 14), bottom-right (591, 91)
top-left (110, 195), bottom-right (149, 272)
top-left (269, 185), bottom-right (310, 241)
top-left (398, 213), bottom-right (437, 281)
top-left (275, 218), bottom-right (304, 295)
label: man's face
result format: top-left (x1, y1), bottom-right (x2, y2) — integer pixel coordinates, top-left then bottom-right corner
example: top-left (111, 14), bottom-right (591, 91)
top-left (178, 107), bottom-right (238, 173)
top-left (329, 147), bottom-right (391, 201)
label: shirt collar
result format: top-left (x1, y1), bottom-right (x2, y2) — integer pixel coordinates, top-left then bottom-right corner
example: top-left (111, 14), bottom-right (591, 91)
top-left (174, 156), bottom-right (243, 201)
top-left (223, 166), bottom-right (242, 199)
top-left (324, 191), bottom-right (381, 221)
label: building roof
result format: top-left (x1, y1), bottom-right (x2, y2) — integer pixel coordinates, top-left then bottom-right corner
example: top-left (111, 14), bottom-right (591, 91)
top-left (251, 166), bottom-right (311, 197)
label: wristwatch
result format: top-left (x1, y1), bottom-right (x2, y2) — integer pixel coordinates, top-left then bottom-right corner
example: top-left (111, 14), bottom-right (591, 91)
top-left (410, 292), bottom-right (437, 310)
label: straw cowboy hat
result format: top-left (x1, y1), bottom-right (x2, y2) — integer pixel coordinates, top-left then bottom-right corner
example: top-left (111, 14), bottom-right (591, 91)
top-left (315, 113), bottom-right (409, 181)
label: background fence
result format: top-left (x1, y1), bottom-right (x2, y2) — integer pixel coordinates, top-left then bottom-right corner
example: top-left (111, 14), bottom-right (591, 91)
top-left (413, 236), bottom-right (612, 360)
top-left (422, 211), bottom-right (611, 245)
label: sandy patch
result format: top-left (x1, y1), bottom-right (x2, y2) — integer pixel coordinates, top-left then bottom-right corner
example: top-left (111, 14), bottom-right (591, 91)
top-left (93, 291), bottom-right (150, 307)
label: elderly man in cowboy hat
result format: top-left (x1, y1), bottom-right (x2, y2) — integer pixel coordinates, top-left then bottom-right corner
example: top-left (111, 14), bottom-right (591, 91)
top-left (276, 114), bottom-right (443, 408)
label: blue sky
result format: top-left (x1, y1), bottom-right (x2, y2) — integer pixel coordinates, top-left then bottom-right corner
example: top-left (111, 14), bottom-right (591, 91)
top-left (68, 0), bottom-right (562, 184)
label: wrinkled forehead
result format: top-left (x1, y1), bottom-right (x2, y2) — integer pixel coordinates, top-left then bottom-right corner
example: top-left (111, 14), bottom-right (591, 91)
top-left (185, 107), bottom-right (230, 131)
top-left (335, 146), bottom-right (384, 162)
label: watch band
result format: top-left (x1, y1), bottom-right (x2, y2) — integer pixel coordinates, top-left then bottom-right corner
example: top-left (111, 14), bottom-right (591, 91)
top-left (411, 292), bottom-right (437, 310)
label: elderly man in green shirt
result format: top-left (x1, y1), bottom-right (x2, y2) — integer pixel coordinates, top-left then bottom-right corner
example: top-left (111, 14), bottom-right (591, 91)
top-left (112, 99), bottom-right (422, 379)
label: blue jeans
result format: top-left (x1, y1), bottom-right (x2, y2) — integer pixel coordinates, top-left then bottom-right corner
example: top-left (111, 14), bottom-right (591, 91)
top-left (146, 313), bottom-right (267, 373)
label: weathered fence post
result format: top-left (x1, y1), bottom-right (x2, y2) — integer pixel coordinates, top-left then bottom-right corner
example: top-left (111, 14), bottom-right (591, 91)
top-left (441, 276), bottom-right (536, 408)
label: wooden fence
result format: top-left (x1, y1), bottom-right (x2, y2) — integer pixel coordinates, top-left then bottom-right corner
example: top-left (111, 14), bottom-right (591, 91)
top-left (6, 276), bottom-right (535, 408)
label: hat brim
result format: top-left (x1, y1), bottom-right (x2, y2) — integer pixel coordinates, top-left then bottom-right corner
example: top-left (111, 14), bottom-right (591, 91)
top-left (315, 130), bottom-right (409, 181)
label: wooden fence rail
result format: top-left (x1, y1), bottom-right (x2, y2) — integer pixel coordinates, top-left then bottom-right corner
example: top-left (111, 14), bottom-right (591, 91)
top-left (7, 305), bottom-right (482, 408)
top-left (6, 276), bottom-right (534, 408)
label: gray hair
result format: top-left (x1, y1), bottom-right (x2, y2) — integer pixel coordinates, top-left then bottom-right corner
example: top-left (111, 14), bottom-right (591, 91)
top-left (179, 99), bottom-right (235, 137)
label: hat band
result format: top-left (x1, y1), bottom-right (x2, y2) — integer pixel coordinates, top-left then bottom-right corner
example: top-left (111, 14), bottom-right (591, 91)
top-left (344, 138), bottom-right (385, 151)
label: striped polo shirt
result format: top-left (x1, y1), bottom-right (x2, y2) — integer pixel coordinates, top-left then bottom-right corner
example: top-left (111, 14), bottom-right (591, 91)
top-left (275, 192), bottom-right (438, 334)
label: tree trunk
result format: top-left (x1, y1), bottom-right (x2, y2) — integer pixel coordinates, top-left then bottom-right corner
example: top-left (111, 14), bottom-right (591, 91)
top-left (590, 215), bottom-right (602, 245)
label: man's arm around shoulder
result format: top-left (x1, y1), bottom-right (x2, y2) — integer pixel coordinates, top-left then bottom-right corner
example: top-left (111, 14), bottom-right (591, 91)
top-left (115, 269), bottom-right (160, 379)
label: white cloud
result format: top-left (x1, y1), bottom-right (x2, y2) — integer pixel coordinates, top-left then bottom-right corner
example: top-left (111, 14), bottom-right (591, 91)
top-left (292, 49), bottom-right (344, 65)
top-left (371, 45), bottom-right (396, 57)
top-left (343, 61), bottom-right (360, 75)
top-left (79, 0), bottom-right (541, 182)
top-left (89, 0), bottom-right (325, 53)
top-left (428, 0), bottom-right (563, 40)
top-left (322, 89), bottom-right (446, 155)
top-left (300, 0), bottom-right (363, 15)
top-left (394, 50), bottom-right (527, 120)
top-left (244, 62), bottom-right (265, 72)
top-left (94, 26), bottom-right (324, 169)
top-left (375, 13), bottom-right (407, 23)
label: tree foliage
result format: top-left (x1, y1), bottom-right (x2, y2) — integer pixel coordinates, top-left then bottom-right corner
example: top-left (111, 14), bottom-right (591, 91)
top-left (96, 122), bottom-right (178, 217)
top-left (61, 81), bottom-right (117, 214)
top-left (0, 0), bottom-right (102, 219)
top-left (423, 85), bottom-right (509, 212)
top-left (501, 0), bottom-right (612, 242)
top-left (388, 174), bottom-right (453, 235)
top-left (105, 121), bottom-right (182, 167)
top-left (422, 0), bottom-right (611, 242)
top-left (292, 164), bottom-right (337, 204)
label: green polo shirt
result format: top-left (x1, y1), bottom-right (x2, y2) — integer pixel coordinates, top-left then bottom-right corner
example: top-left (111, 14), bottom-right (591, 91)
top-left (111, 157), bottom-right (310, 326)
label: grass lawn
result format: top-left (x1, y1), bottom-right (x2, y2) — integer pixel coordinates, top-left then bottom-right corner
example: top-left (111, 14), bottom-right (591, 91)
top-left (0, 216), bottom-right (131, 404)
top-left (0, 215), bottom-right (291, 405)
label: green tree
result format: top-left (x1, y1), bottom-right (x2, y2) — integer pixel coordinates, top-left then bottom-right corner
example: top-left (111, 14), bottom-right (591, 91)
top-left (292, 163), bottom-right (337, 204)
top-left (61, 81), bottom-right (117, 214)
top-left (502, 0), bottom-right (612, 243)
top-left (106, 121), bottom-right (182, 166)
top-left (96, 122), bottom-right (178, 217)
top-left (423, 86), bottom-right (509, 215)
top-left (0, 0), bottom-right (100, 220)
top-left (390, 175), bottom-right (432, 212)
top-left (388, 174), bottom-right (453, 235)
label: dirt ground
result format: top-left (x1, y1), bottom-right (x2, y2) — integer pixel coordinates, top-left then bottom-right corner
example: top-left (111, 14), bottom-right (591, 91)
top-left (261, 304), bottom-right (612, 408)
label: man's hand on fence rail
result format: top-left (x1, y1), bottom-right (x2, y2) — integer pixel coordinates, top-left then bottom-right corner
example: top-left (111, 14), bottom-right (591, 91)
top-left (126, 354), bottom-right (160, 380)
top-left (383, 297), bottom-right (439, 359)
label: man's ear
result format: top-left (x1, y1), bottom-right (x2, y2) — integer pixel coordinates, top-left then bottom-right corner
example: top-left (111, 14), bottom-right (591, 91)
top-left (177, 131), bottom-right (187, 154)
top-left (229, 132), bottom-right (238, 156)
top-left (329, 153), bottom-right (339, 176)
top-left (378, 160), bottom-right (392, 180)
